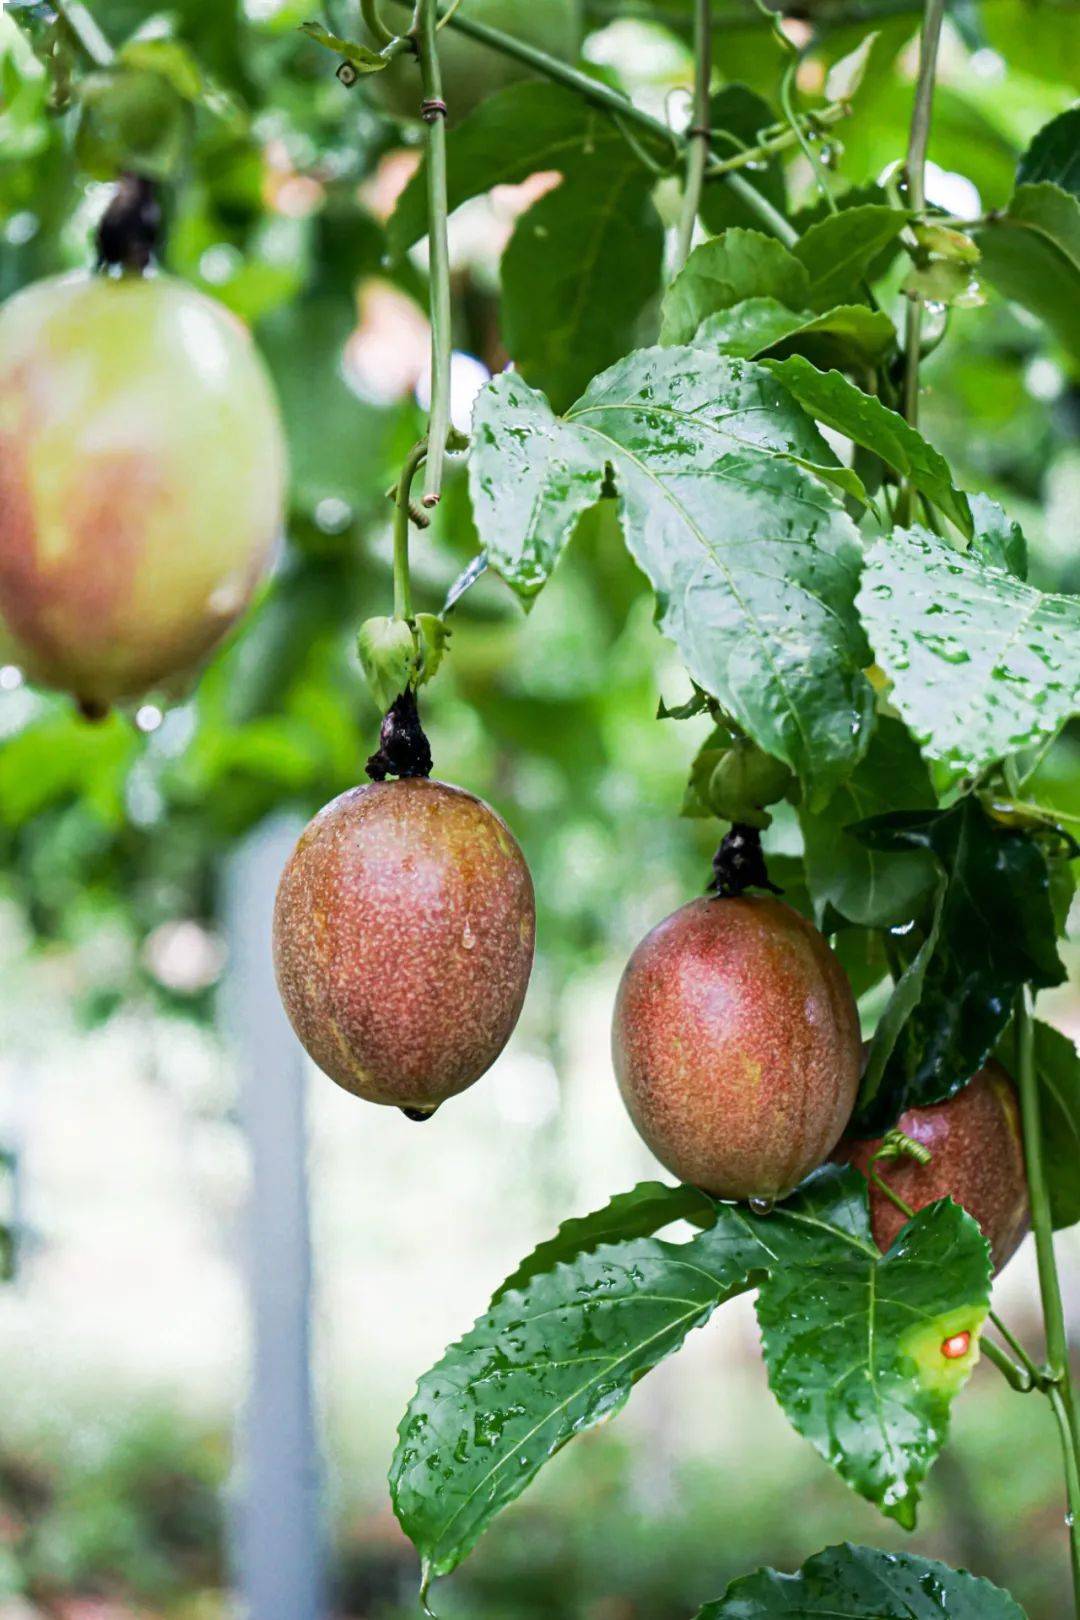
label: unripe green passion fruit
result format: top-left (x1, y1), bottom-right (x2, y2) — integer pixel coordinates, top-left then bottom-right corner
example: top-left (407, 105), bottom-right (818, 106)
top-left (0, 272), bottom-right (285, 708)
top-left (273, 777), bottom-right (536, 1112)
top-left (837, 1061), bottom-right (1031, 1273)
top-left (612, 895), bottom-right (861, 1201)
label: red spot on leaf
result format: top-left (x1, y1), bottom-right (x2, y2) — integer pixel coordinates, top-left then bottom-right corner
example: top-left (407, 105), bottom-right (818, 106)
top-left (941, 1331), bottom-right (972, 1360)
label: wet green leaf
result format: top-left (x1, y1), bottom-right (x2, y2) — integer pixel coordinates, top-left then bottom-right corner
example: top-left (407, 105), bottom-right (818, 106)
top-left (298, 22), bottom-right (388, 72)
top-left (660, 229), bottom-right (810, 345)
top-left (492, 1180), bottom-right (717, 1303)
top-left (765, 358), bottom-right (972, 536)
top-left (858, 525), bottom-right (1080, 783)
top-left (390, 1168), bottom-right (991, 1584)
top-left (854, 885), bottom-right (944, 1134)
top-left (853, 797), bottom-right (1065, 1122)
top-left (469, 352), bottom-right (874, 802)
top-left (694, 298), bottom-right (896, 370)
top-left (696, 1542), bottom-right (1027, 1618)
top-left (968, 492), bottom-right (1027, 578)
top-left (825, 31), bottom-right (880, 103)
top-left (792, 204), bottom-right (910, 311)
top-left (800, 718), bottom-right (937, 928)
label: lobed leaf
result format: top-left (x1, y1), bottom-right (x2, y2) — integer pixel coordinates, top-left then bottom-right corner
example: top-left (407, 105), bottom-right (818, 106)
top-left (469, 351), bottom-right (874, 802)
top-left (765, 359), bottom-right (972, 536)
top-left (858, 525), bottom-right (1080, 783)
top-left (696, 1542), bottom-right (1028, 1618)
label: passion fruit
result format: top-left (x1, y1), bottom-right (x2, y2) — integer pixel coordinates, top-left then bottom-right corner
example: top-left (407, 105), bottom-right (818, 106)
top-left (273, 777), bottom-right (535, 1112)
top-left (612, 896), bottom-right (861, 1201)
top-left (0, 271), bottom-right (285, 707)
top-left (837, 1061), bottom-right (1030, 1273)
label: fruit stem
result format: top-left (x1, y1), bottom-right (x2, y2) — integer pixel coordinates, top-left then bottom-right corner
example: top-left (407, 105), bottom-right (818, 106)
top-left (381, 0), bottom-right (798, 245)
top-left (1016, 988), bottom-right (1080, 1613)
top-left (898, 0), bottom-right (946, 524)
top-left (708, 824), bottom-right (782, 899)
top-left (414, 0), bottom-right (453, 508)
top-left (393, 441), bottom-right (428, 621)
top-left (674, 0), bottom-right (711, 270)
top-left (95, 174), bottom-right (163, 275)
top-left (870, 1162), bottom-right (1037, 1395)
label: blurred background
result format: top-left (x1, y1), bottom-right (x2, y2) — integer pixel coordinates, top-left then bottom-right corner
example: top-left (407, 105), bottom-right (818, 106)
top-left (0, 0), bottom-right (1078, 1616)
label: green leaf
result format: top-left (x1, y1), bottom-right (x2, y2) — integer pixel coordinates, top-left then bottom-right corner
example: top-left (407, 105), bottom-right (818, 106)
top-left (976, 183), bottom-right (1080, 360)
top-left (391, 1211), bottom-right (759, 1588)
top-left (413, 613), bottom-right (451, 687)
top-left (764, 358), bottom-right (972, 536)
top-left (1017, 106), bottom-right (1080, 200)
top-left (696, 1543), bottom-right (1028, 1618)
top-left (853, 797), bottom-right (1065, 1123)
top-left (659, 229), bottom-right (810, 345)
top-left (792, 204), bottom-right (910, 311)
top-left (857, 526), bottom-right (1080, 783)
top-left (902, 258), bottom-right (985, 308)
top-left (390, 1169), bottom-right (991, 1586)
top-left (694, 298), bottom-right (896, 370)
top-left (799, 718), bottom-right (937, 928)
top-left (387, 82), bottom-right (670, 256)
top-left (501, 162), bottom-right (663, 412)
top-left (468, 352), bottom-right (875, 802)
top-left (298, 22), bottom-right (388, 72)
top-left (1031, 1021), bottom-right (1080, 1232)
top-left (753, 1188), bottom-right (991, 1530)
top-left (824, 31), bottom-right (880, 103)
top-left (492, 1180), bottom-right (717, 1303)
top-left (700, 85), bottom-right (787, 237)
top-left (968, 492), bottom-right (1027, 578)
top-left (357, 616), bottom-right (416, 709)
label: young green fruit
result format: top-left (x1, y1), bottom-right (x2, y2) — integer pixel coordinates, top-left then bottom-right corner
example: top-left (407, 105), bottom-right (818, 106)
top-left (612, 896), bottom-right (861, 1200)
top-left (0, 272), bottom-right (285, 708)
top-left (372, 0), bottom-right (579, 123)
top-left (837, 1061), bottom-right (1030, 1273)
top-left (273, 777), bottom-right (535, 1113)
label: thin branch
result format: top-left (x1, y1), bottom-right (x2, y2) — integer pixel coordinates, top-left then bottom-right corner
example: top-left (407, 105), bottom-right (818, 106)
top-left (393, 442), bottom-right (428, 620)
top-left (675, 0), bottom-right (712, 269)
top-left (415, 0), bottom-right (453, 507)
top-left (360, 0), bottom-right (397, 47)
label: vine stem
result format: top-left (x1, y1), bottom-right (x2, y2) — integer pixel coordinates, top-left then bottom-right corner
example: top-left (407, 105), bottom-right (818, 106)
top-left (384, 0), bottom-right (798, 245)
top-left (360, 0), bottom-right (396, 47)
top-left (898, 0), bottom-right (946, 521)
top-left (414, 0), bottom-right (453, 507)
top-left (674, 0), bottom-right (711, 269)
top-left (1017, 990), bottom-right (1080, 1615)
top-left (393, 442), bottom-right (428, 620)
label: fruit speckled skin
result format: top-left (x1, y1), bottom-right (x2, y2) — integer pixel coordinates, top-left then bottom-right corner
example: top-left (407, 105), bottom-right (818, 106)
top-left (837, 1061), bottom-right (1030, 1273)
top-left (612, 896), bottom-right (861, 1200)
top-left (273, 778), bottom-right (535, 1111)
top-left (0, 272), bottom-right (285, 706)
